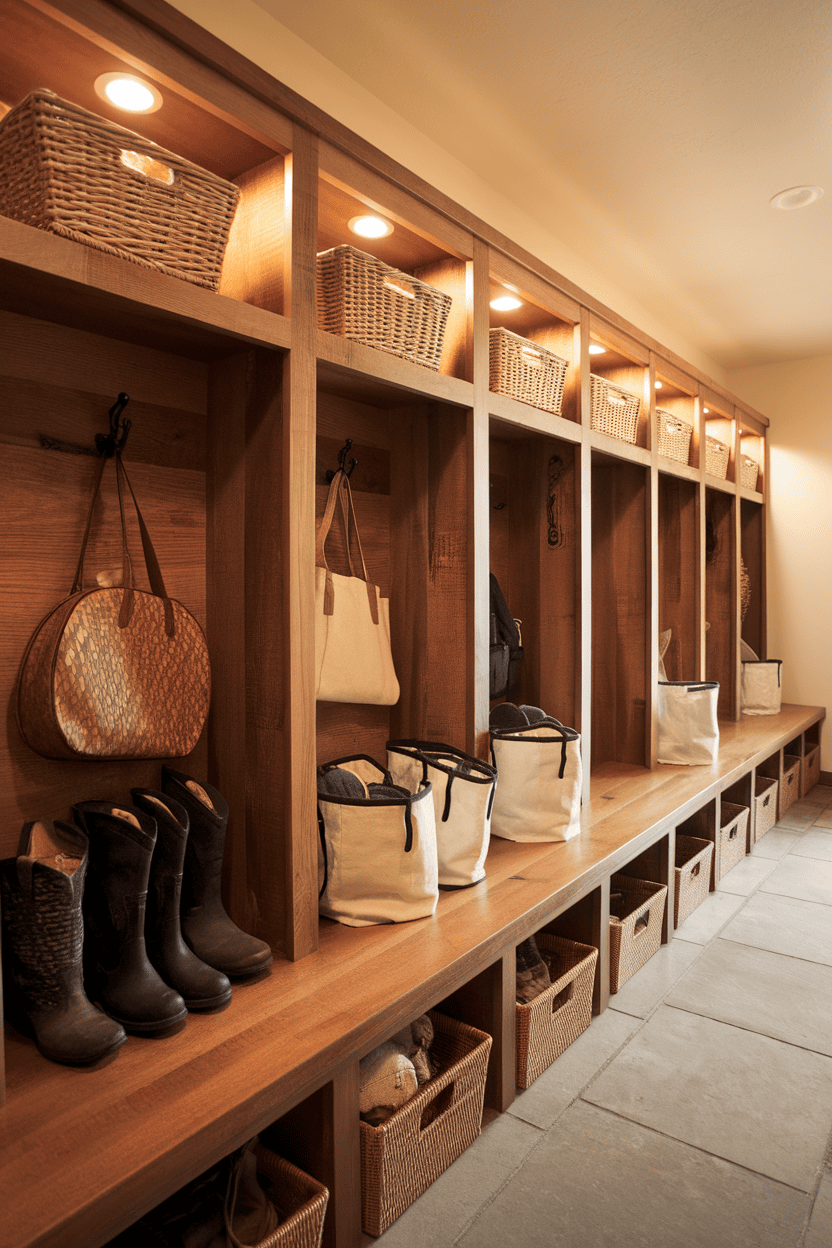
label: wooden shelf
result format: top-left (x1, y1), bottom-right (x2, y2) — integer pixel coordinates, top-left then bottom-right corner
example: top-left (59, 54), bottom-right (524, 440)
top-left (317, 330), bottom-right (474, 407)
top-left (740, 486), bottom-right (764, 504)
top-left (487, 391), bottom-right (582, 441)
top-left (589, 430), bottom-right (651, 465)
top-left (657, 457), bottom-right (699, 483)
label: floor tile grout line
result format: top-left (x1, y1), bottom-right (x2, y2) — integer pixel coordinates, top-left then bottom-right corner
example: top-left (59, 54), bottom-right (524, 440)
top-left (798, 1118), bottom-right (832, 1247)
top-left (658, 1000), bottom-right (832, 1061)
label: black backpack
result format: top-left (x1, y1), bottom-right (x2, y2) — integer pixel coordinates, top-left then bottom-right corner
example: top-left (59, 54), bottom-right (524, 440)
top-left (490, 573), bottom-right (523, 699)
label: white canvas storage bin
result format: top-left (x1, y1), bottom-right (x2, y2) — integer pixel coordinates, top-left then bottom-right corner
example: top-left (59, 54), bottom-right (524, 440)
top-left (317, 755), bottom-right (438, 927)
top-left (489, 721), bottom-right (582, 842)
top-left (386, 740), bottom-right (497, 889)
top-left (741, 660), bottom-right (783, 715)
top-left (657, 681), bottom-right (720, 765)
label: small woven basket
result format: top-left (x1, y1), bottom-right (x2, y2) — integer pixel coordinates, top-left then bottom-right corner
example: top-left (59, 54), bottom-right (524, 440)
top-left (674, 835), bottom-right (713, 927)
top-left (802, 746), bottom-right (821, 797)
top-left (360, 1010), bottom-right (491, 1236)
top-left (254, 1146), bottom-right (329, 1248)
top-left (590, 375), bottom-right (640, 443)
top-left (705, 435), bottom-right (730, 479)
top-left (740, 454), bottom-right (759, 491)
top-left (655, 409), bottom-right (692, 464)
top-left (718, 802), bottom-right (749, 878)
top-left (781, 755), bottom-right (801, 817)
top-left (609, 875), bottom-right (667, 993)
top-left (0, 90), bottom-right (241, 290)
top-left (515, 934), bottom-right (597, 1089)
top-left (317, 244), bottom-right (452, 371)
top-left (753, 775), bottom-right (778, 842)
top-left (489, 328), bottom-right (568, 415)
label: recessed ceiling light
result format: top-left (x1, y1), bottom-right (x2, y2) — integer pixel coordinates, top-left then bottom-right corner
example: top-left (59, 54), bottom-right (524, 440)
top-left (94, 72), bottom-right (163, 114)
top-left (349, 215), bottom-right (393, 238)
top-left (703, 407), bottom-right (709, 414)
top-left (490, 294), bottom-right (523, 311)
top-left (588, 344), bottom-right (606, 355)
top-left (655, 380), bottom-right (662, 390)
top-left (770, 185), bottom-right (824, 211)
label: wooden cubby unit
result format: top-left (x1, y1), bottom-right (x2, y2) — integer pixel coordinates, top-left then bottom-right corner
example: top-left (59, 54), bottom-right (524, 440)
top-left (0, 3), bottom-right (824, 1248)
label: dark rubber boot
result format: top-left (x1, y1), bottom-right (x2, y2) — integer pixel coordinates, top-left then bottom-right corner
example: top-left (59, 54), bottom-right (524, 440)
top-left (0, 821), bottom-right (127, 1066)
top-left (161, 767), bottom-right (273, 979)
top-left (131, 789), bottom-right (232, 1012)
top-left (72, 801), bottom-right (188, 1035)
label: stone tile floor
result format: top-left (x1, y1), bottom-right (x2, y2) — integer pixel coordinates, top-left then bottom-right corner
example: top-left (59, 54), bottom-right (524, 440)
top-left (372, 786), bottom-right (832, 1248)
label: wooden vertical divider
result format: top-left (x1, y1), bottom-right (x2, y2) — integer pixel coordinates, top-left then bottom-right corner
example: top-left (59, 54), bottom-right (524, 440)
top-left (470, 240), bottom-right (491, 758)
top-left (218, 156), bottom-right (285, 312)
top-left (578, 308), bottom-right (592, 797)
top-left (437, 950), bottom-right (516, 1113)
top-left (648, 356), bottom-right (659, 768)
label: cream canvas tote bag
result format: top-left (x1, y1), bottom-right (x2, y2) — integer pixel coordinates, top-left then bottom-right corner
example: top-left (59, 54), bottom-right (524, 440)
top-left (657, 681), bottom-right (720, 764)
top-left (490, 721), bottom-right (582, 842)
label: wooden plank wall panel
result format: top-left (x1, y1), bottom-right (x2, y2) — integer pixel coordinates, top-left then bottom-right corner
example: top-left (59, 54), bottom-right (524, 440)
top-left (388, 408), bottom-right (430, 740)
top-left (219, 157), bottom-right (285, 313)
top-left (412, 258), bottom-right (468, 381)
top-left (705, 488), bottom-right (736, 717)
top-left (538, 439), bottom-right (578, 729)
top-left (741, 498), bottom-right (764, 657)
top-left (658, 475), bottom-right (698, 682)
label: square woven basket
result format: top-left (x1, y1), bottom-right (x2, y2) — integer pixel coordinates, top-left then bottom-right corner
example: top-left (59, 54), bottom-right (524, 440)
top-left (718, 802), bottom-right (749, 878)
top-left (360, 1010), bottom-right (491, 1236)
top-left (590, 375), bottom-right (641, 443)
top-left (253, 1145), bottom-right (330, 1248)
top-left (317, 244), bottom-right (452, 371)
top-left (740, 454), bottom-right (759, 491)
top-left (674, 835), bottom-right (714, 927)
top-left (802, 746), bottom-right (821, 797)
top-left (489, 328), bottom-right (569, 415)
top-left (655, 409), bottom-right (693, 464)
top-left (0, 90), bottom-right (241, 290)
top-left (515, 934), bottom-right (598, 1089)
top-left (781, 755), bottom-right (801, 817)
top-left (705, 435), bottom-right (730, 479)
top-left (609, 875), bottom-right (667, 993)
top-left (753, 775), bottom-right (778, 842)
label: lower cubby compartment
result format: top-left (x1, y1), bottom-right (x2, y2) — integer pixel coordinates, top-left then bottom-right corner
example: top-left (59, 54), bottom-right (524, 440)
top-left (515, 934), bottom-right (597, 1089)
top-left (673, 836), bottom-right (713, 927)
top-left (608, 874), bottom-right (667, 993)
top-left (803, 745), bottom-right (821, 796)
top-left (359, 1011), bottom-right (491, 1237)
top-left (752, 774), bottom-right (778, 841)
top-left (781, 754), bottom-right (802, 816)
top-left (718, 802), bottom-right (749, 879)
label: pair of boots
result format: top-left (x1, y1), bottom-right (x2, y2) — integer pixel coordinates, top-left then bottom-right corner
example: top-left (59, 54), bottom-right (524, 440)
top-left (1, 768), bottom-right (272, 1066)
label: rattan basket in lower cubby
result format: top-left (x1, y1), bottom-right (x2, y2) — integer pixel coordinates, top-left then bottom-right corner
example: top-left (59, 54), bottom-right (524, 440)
top-left (781, 755), bottom-right (801, 816)
top-left (674, 836), bottom-right (714, 927)
top-left (254, 1145), bottom-right (329, 1248)
top-left (802, 746), bottom-right (821, 797)
top-left (609, 875), bottom-right (667, 993)
top-left (718, 802), bottom-right (749, 878)
top-left (317, 244), bottom-right (452, 372)
top-left (515, 935), bottom-right (598, 1089)
top-left (589, 375), bottom-right (641, 443)
top-left (655, 409), bottom-right (693, 465)
top-left (752, 775), bottom-right (778, 841)
top-left (740, 454), bottom-right (759, 491)
top-left (360, 1011), bottom-right (491, 1236)
top-left (489, 328), bottom-right (569, 415)
top-left (0, 90), bottom-right (241, 290)
top-left (705, 435), bottom-right (730, 478)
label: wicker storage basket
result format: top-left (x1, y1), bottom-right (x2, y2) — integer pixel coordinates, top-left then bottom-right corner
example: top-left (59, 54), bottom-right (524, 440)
top-left (705, 435), bottom-right (730, 479)
top-left (674, 835), bottom-right (714, 927)
top-left (740, 454), bottom-right (759, 491)
top-left (317, 244), bottom-right (451, 371)
top-left (753, 775), bottom-right (778, 842)
top-left (0, 90), bottom-right (240, 290)
top-left (718, 802), bottom-right (749, 878)
top-left (802, 746), bottom-right (821, 797)
top-left (589, 375), bottom-right (640, 443)
top-left (489, 328), bottom-right (568, 415)
top-left (781, 755), bottom-right (801, 817)
top-left (360, 1010), bottom-right (491, 1236)
top-left (609, 875), bottom-right (667, 993)
top-left (254, 1145), bottom-right (329, 1248)
top-left (655, 409), bottom-right (693, 464)
top-left (515, 934), bottom-right (597, 1089)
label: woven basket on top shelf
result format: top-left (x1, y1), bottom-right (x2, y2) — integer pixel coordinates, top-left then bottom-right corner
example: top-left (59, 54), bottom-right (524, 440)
top-left (0, 89), bottom-right (241, 290)
top-left (515, 934), bottom-right (597, 1089)
top-left (317, 244), bottom-right (452, 371)
top-left (590, 375), bottom-right (641, 444)
top-left (740, 454), bottom-right (760, 491)
top-left (489, 328), bottom-right (569, 415)
top-left (655, 409), bottom-right (693, 464)
top-left (705, 435), bottom-right (730, 479)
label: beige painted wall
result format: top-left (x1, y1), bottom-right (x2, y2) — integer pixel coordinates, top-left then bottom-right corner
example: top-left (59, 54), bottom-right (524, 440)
top-left (728, 357), bottom-right (832, 770)
top-left (168, 0), bottom-right (725, 382)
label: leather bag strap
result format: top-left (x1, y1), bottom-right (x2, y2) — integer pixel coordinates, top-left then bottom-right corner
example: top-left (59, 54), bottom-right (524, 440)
top-left (71, 454), bottom-right (133, 596)
top-left (117, 454), bottom-right (175, 637)
top-left (315, 470), bottom-right (378, 623)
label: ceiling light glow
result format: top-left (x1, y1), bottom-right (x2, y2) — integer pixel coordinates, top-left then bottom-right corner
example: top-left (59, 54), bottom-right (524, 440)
top-left (349, 215), bottom-right (393, 238)
top-left (588, 344), bottom-right (606, 355)
top-left (655, 380), bottom-right (662, 389)
top-left (770, 185), bottom-right (823, 211)
top-left (703, 407), bottom-right (709, 414)
top-left (94, 72), bottom-right (162, 114)
top-left (490, 294), bottom-right (523, 311)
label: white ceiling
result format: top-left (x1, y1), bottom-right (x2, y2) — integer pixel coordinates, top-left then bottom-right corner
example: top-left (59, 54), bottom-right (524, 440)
top-left (252, 0), bottom-right (832, 370)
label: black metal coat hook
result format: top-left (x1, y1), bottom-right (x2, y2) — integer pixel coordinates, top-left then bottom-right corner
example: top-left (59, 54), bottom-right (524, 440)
top-left (95, 393), bottom-right (131, 458)
top-left (325, 437), bottom-right (358, 483)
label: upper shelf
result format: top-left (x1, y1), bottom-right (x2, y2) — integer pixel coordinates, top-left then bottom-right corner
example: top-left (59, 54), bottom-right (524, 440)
top-left (0, 217), bottom-right (291, 358)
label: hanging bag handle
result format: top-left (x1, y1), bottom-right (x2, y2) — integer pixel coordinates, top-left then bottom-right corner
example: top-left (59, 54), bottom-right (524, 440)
top-left (315, 468), bottom-right (379, 624)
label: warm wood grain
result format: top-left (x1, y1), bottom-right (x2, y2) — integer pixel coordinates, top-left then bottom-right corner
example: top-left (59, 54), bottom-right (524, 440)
top-left (659, 475), bottom-right (699, 682)
top-left (316, 330), bottom-right (475, 409)
top-left (741, 499), bottom-right (764, 659)
top-left (219, 157), bottom-right (285, 312)
top-left (412, 256), bottom-right (468, 380)
top-left (705, 487), bottom-right (736, 718)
